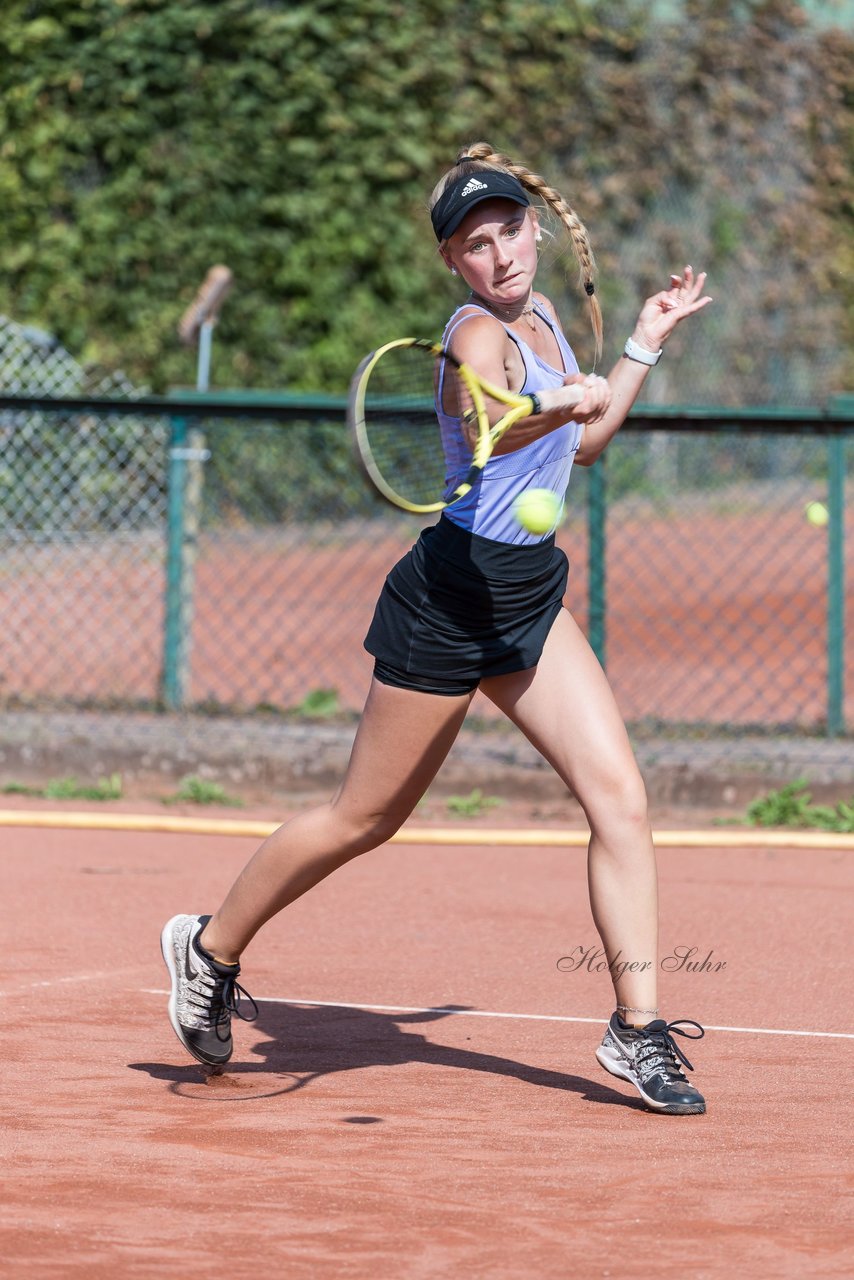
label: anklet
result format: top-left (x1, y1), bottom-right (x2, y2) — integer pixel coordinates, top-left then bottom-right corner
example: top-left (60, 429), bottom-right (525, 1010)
top-left (616, 1005), bottom-right (659, 1016)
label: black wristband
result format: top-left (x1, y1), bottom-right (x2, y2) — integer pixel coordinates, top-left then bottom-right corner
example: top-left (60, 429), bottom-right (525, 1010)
top-left (529, 393), bottom-right (542, 415)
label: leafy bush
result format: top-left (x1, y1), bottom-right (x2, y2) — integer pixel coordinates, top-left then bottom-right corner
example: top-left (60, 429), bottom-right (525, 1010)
top-left (0, 1), bottom-right (850, 402)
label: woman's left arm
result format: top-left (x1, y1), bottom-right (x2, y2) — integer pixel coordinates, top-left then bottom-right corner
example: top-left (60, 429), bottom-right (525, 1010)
top-left (575, 265), bottom-right (712, 466)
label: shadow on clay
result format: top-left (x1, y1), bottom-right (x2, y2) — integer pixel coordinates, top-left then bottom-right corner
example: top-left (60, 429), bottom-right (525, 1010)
top-left (129, 999), bottom-right (643, 1111)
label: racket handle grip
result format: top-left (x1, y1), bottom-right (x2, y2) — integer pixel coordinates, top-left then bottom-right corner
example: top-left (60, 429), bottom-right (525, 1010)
top-left (532, 385), bottom-right (584, 416)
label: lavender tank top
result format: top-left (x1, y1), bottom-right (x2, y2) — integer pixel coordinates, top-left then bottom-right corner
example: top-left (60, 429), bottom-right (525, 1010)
top-left (436, 303), bottom-right (583, 544)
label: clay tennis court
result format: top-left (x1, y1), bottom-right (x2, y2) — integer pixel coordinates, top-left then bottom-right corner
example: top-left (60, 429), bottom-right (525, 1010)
top-left (3, 808), bottom-right (852, 1277)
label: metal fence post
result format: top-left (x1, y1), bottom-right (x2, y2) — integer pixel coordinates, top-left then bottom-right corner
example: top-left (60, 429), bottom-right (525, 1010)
top-left (162, 416), bottom-right (188, 709)
top-left (587, 451), bottom-right (607, 668)
top-left (827, 429), bottom-right (846, 736)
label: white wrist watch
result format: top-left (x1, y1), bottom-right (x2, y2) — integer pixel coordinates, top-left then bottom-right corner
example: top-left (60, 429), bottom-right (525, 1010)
top-left (623, 335), bottom-right (662, 366)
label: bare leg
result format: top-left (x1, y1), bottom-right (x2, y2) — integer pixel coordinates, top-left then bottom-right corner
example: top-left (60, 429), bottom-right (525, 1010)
top-left (481, 609), bottom-right (658, 1023)
top-left (200, 678), bottom-right (474, 963)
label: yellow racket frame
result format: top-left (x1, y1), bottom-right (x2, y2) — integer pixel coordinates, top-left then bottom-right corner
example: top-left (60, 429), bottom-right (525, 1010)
top-left (349, 338), bottom-right (539, 514)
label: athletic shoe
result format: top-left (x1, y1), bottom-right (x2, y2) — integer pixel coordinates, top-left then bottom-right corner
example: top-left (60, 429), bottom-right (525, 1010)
top-left (596, 1013), bottom-right (706, 1115)
top-left (160, 914), bottom-right (257, 1067)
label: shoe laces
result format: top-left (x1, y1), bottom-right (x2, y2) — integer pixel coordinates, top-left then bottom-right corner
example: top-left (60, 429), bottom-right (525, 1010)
top-left (190, 967), bottom-right (259, 1034)
top-left (635, 1018), bottom-right (704, 1083)
top-left (221, 974), bottom-right (259, 1025)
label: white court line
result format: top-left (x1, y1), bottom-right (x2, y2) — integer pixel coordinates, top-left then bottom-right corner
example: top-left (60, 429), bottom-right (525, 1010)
top-left (142, 990), bottom-right (854, 1040)
top-left (0, 971), bottom-right (116, 996)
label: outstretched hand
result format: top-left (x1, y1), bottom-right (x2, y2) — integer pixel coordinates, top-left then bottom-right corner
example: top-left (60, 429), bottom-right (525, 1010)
top-left (632, 265), bottom-right (712, 352)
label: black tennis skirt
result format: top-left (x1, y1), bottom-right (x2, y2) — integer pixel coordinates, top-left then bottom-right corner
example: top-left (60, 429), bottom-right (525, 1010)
top-left (364, 516), bottom-right (569, 694)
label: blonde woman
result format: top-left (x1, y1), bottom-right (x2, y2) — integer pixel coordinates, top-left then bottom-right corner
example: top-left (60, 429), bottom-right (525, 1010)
top-left (162, 143), bottom-right (712, 1115)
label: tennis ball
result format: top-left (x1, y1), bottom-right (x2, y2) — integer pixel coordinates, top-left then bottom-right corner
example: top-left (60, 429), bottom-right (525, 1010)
top-left (513, 488), bottom-right (563, 534)
top-left (805, 501), bottom-right (829, 528)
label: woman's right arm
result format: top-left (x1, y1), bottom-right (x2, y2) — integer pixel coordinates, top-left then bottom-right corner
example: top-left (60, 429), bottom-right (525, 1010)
top-left (447, 315), bottom-right (610, 455)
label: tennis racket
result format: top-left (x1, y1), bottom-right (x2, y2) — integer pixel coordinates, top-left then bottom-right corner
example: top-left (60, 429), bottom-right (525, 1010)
top-left (349, 338), bottom-right (565, 514)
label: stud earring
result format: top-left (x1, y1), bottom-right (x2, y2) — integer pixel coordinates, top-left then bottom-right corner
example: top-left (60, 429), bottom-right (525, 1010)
top-left (450, 266), bottom-right (458, 275)
top-left (536, 233), bottom-right (542, 243)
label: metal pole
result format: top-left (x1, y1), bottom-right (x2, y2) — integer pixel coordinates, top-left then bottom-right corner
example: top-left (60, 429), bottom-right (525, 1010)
top-left (197, 320), bottom-right (213, 393)
top-left (827, 431), bottom-right (846, 735)
top-left (164, 269), bottom-right (232, 711)
top-left (587, 453), bottom-right (607, 668)
top-left (162, 416), bottom-right (188, 709)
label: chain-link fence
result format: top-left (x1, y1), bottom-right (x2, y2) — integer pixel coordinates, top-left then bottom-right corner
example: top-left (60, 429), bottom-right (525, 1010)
top-left (596, 421), bottom-right (852, 734)
top-left (2, 380), bottom-right (851, 736)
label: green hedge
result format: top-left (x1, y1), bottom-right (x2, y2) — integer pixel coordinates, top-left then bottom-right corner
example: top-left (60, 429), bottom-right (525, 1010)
top-left (0, 0), bottom-right (851, 402)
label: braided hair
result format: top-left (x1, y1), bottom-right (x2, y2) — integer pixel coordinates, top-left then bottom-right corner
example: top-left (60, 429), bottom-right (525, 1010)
top-left (431, 142), bottom-right (602, 359)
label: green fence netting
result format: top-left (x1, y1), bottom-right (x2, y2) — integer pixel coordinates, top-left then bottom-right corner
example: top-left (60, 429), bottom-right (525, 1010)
top-left (1, 391), bottom-right (850, 737)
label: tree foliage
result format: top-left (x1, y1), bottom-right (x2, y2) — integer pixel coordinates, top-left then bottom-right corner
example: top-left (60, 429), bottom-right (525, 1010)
top-left (0, 0), bottom-right (850, 401)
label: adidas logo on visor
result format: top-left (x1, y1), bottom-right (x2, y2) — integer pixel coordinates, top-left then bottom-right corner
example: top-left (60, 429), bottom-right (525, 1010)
top-left (460, 178), bottom-right (488, 198)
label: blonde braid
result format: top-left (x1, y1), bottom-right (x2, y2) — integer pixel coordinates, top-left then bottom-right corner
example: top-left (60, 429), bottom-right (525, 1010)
top-left (448, 142), bottom-right (603, 360)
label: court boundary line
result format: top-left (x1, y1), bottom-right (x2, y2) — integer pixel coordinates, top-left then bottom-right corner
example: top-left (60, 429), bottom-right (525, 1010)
top-left (141, 990), bottom-right (854, 1039)
top-left (2, 808), bottom-right (854, 851)
top-left (0, 971), bottom-right (119, 997)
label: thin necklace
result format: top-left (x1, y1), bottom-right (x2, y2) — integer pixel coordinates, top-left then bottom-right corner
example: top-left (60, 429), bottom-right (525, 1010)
top-left (469, 292), bottom-right (537, 332)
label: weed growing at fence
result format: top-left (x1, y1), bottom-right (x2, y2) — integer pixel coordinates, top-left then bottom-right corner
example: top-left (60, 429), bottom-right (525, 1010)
top-left (446, 789), bottom-right (503, 819)
top-left (162, 775), bottom-right (244, 807)
top-left (2, 774), bottom-right (123, 801)
top-left (746, 780), bottom-right (854, 833)
top-left (290, 688), bottom-right (341, 719)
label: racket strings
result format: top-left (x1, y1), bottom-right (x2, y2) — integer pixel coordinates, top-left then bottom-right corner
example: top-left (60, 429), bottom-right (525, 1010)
top-left (360, 346), bottom-right (453, 508)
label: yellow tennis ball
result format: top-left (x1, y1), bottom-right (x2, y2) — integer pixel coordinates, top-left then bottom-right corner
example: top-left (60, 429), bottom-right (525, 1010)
top-left (513, 488), bottom-right (563, 534)
top-left (805, 501), bottom-right (829, 527)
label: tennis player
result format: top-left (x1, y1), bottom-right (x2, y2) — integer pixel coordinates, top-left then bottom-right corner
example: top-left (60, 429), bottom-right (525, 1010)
top-left (162, 143), bottom-right (712, 1115)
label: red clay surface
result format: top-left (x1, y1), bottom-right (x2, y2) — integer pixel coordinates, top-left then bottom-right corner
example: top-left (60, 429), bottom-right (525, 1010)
top-left (3, 815), bottom-right (853, 1277)
top-left (3, 504), bottom-right (852, 726)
